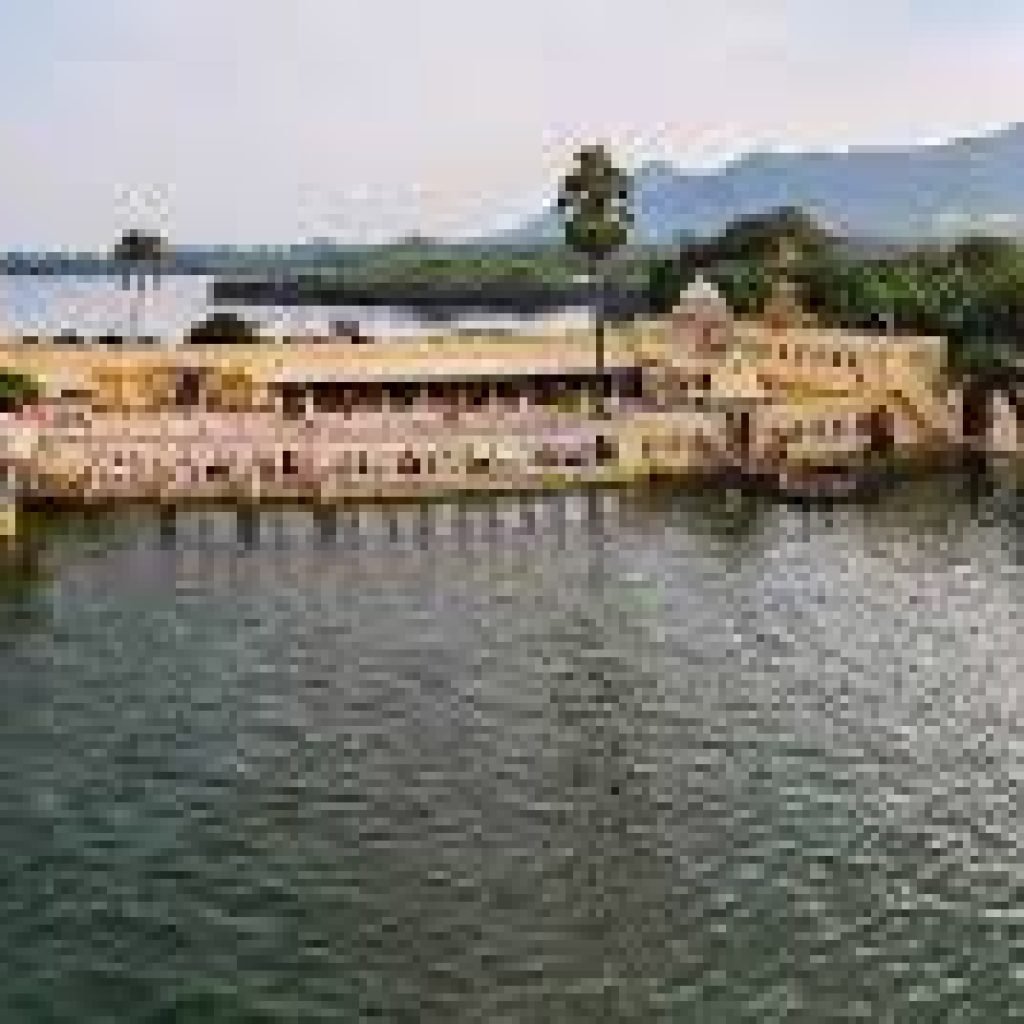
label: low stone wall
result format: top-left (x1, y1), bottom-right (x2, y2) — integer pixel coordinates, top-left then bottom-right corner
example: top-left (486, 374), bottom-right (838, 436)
top-left (5, 396), bottom-right (971, 505)
top-left (15, 409), bottom-right (715, 502)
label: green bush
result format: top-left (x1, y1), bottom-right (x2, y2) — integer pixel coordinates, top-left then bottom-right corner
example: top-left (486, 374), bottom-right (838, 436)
top-left (186, 312), bottom-right (261, 345)
top-left (0, 371), bottom-right (41, 412)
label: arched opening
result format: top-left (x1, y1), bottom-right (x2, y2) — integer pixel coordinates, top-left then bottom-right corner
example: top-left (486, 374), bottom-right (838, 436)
top-left (867, 406), bottom-right (895, 457)
top-left (725, 410), bottom-right (753, 458)
top-left (174, 369), bottom-right (204, 409)
top-left (279, 385), bottom-right (306, 419)
top-left (736, 410), bottom-right (752, 456)
top-left (595, 435), bottom-right (618, 466)
top-left (1007, 385), bottom-right (1024, 427)
top-left (961, 380), bottom-right (992, 440)
top-left (397, 448), bottom-right (421, 475)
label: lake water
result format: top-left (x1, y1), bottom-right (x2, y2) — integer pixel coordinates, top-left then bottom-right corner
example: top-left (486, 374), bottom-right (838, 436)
top-left (2, 474), bottom-right (1024, 1021)
top-left (0, 275), bottom-right (593, 340)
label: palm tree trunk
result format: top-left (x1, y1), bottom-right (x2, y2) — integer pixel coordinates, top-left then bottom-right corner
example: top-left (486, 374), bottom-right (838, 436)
top-left (134, 275), bottom-right (147, 343)
top-left (591, 255), bottom-right (607, 419)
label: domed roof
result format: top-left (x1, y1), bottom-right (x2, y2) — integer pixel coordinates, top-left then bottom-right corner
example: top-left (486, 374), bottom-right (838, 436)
top-left (677, 274), bottom-right (727, 307)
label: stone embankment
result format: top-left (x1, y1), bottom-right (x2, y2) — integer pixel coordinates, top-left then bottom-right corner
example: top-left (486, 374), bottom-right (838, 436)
top-left (1, 408), bottom-right (718, 503)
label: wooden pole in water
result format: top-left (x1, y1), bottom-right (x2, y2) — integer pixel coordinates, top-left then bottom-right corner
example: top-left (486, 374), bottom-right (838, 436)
top-left (416, 502), bottom-right (432, 547)
top-left (313, 503), bottom-right (337, 546)
top-left (236, 502), bottom-right (260, 548)
top-left (586, 487), bottom-right (603, 535)
top-left (519, 492), bottom-right (536, 535)
top-left (158, 503), bottom-right (177, 546)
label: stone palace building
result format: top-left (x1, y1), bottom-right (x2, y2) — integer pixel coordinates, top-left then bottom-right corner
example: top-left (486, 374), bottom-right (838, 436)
top-left (0, 277), bottom-right (988, 502)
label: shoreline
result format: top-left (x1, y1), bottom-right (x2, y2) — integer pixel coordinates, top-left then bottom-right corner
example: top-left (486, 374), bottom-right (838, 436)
top-left (12, 448), bottom-right (981, 512)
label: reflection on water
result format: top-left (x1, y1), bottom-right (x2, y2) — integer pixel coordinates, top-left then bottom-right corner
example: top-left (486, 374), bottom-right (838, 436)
top-left (1, 476), bottom-right (1024, 1020)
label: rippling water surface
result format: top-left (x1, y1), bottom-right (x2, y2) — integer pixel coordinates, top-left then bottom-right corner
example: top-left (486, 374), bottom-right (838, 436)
top-left (2, 476), bottom-right (1024, 1021)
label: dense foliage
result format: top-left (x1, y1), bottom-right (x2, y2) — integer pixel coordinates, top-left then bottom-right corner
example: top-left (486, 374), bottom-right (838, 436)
top-left (219, 244), bottom-right (659, 295)
top-left (647, 207), bottom-right (1024, 378)
top-left (556, 145), bottom-right (632, 265)
top-left (0, 371), bottom-right (41, 412)
top-left (112, 229), bottom-right (166, 266)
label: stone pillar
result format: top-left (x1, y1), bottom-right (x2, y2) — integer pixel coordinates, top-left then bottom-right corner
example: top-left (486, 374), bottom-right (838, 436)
top-left (990, 392), bottom-right (1019, 455)
top-left (606, 379), bottom-right (620, 414)
top-left (947, 389), bottom-right (965, 447)
top-left (0, 466), bottom-right (17, 538)
top-left (414, 384), bottom-right (429, 419)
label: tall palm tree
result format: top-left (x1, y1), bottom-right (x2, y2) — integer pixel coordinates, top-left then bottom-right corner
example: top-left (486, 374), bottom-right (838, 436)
top-left (556, 145), bottom-right (632, 418)
top-left (113, 229), bottom-right (165, 342)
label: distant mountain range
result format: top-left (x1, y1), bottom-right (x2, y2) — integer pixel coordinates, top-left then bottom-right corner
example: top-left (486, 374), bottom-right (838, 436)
top-left (8, 124), bottom-right (1024, 270)
top-left (495, 123), bottom-right (1024, 245)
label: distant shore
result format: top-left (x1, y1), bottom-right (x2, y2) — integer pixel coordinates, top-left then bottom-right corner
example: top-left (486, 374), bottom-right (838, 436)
top-left (209, 277), bottom-right (647, 318)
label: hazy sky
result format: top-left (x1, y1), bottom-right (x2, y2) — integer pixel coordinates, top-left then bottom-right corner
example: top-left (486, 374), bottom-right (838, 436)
top-left (3, 0), bottom-right (1024, 249)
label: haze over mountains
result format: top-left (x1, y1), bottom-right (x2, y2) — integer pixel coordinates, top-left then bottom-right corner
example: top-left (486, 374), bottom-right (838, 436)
top-left (499, 123), bottom-right (1024, 245)
top-left (9, 124), bottom-right (1024, 269)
